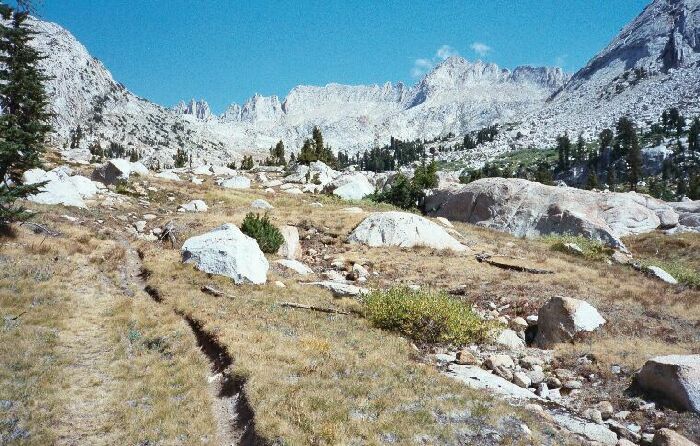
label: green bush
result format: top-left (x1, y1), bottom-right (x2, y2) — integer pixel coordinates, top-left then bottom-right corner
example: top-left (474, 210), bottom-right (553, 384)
top-left (363, 287), bottom-right (490, 345)
top-left (240, 213), bottom-right (284, 253)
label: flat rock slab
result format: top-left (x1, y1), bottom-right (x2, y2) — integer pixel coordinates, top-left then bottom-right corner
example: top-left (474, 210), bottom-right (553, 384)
top-left (446, 364), bottom-right (539, 401)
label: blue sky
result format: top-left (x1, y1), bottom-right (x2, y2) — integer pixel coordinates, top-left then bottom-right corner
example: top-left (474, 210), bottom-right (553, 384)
top-left (32, 0), bottom-right (649, 113)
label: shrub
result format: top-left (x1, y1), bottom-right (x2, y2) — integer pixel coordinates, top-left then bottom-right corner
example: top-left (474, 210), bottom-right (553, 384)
top-left (240, 213), bottom-right (284, 253)
top-left (363, 287), bottom-right (490, 345)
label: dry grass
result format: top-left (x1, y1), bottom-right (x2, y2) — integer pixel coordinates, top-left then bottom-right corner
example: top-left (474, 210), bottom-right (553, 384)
top-left (140, 242), bottom-right (558, 445)
top-left (6, 164), bottom-right (698, 444)
top-left (0, 227), bottom-right (216, 445)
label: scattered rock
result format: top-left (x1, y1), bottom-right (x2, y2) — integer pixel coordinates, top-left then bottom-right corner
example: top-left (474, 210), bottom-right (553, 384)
top-left (348, 211), bottom-right (466, 251)
top-left (637, 354), bottom-right (700, 413)
top-left (178, 199), bottom-right (208, 213)
top-left (309, 281), bottom-right (369, 297)
top-left (218, 176), bottom-right (251, 189)
top-left (155, 170), bottom-right (181, 181)
top-left (583, 408), bottom-right (603, 424)
top-left (652, 428), bottom-right (696, 446)
top-left (551, 412), bottom-right (618, 445)
top-left (485, 354), bottom-right (515, 370)
top-left (435, 216), bottom-right (454, 228)
top-left (645, 265), bottom-right (678, 285)
top-left (535, 296), bottom-right (606, 348)
top-left (447, 364), bottom-right (539, 401)
top-left (251, 199), bottom-right (273, 209)
top-left (611, 251), bottom-right (633, 265)
top-left (92, 159), bottom-right (149, 185)
top-left (181, 223), bottom-right (269, 284)
top-left (563, 242), bottom-right (584, 255)
top-left (495, 329), bottom-right (526, 350)
top-left (455, 349), bottom-right (480, 366)
top-left (277, 225), bottom-right (302, 260)
top-left (596, 401), bottom-right (614, 420)
top-left (513, 371), bottom-right (532, 388)
top-left (134, 220), bottom-right (147, 233)
top-left (275, 259), bottom-right (313, 275)
top-left (330, 173), bottom-right (374, 200)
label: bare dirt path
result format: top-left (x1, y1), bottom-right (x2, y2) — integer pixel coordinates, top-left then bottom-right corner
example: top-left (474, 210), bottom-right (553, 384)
top-left (53, 254), bottom-right (122, 445)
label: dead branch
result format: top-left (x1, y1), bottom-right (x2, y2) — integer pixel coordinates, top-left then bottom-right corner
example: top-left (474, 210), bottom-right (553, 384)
top-left (475, 253), bottom-right (554, 275)
top-left (279, 302), bottom-right (349, 315)
top-left (201, 285), bottom-right (228, 297)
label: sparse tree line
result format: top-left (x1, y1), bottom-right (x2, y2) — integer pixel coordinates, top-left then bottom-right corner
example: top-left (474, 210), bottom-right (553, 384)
top-left (460, 108), bottom-right (700, 201)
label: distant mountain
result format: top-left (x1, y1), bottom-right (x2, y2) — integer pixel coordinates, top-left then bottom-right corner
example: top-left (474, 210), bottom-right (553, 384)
top-left (33, 0), bottom-right (699, 169)
top-left (490, 0), bottom-right (700, 157)
top-left (29, 17), bottom-right (566, 167)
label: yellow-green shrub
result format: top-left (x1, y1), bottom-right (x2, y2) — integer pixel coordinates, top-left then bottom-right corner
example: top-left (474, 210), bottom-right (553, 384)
top-left (363, 287), bottom-right (489, 345)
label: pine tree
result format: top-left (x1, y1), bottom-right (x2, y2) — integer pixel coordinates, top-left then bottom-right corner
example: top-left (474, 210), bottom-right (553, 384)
top-left (575, 134), bottom-right (586, 162)
top-left (585, 169), bottom-right (599, 190)
top-left (0, 3), bottom-right (53, 225)
top-left (172, 147), bottom-right (188, 168)
top-left (688, 118), bottom-right (700, 152)
top-left (556, 133), bottom-right (571, 170)
top-left (627, 136), bottom-right (642, 191)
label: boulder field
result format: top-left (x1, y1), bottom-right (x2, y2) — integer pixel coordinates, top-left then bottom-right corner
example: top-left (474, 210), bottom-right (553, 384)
top-left (426, 177), bottom-right (679, 251)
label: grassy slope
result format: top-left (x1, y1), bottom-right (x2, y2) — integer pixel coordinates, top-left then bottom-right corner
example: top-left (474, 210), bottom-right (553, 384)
top-left (1, 164), bottom-right (698, 444)
top-left (0, 228), bottom-right (217, 445)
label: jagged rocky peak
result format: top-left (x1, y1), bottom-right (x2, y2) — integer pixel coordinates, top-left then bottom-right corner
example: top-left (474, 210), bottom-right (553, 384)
top-left (174, 98), bottom-right (213, 120)
top-left (574, 0), bottom-right (700, 82)
top-left (510, 66), bottom-right (570, 89)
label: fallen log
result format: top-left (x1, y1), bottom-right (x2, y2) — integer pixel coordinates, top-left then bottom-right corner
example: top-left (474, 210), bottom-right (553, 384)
top-left (279, 302), bottom-right (349, 315)
top-left (475, 253), bottom-right (554, 275)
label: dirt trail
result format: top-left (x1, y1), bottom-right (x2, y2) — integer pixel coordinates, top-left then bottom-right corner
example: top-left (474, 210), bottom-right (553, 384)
top-left (53, 255), bottom-right (122, 445)
top-left (131, 245), bottom-right (263, 446)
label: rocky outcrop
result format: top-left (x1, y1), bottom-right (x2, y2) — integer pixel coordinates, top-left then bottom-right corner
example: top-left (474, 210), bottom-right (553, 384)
top-left (637, 355), bottom-right (700, 413)
top-left (181, 224), bottom-right (269, 284)
top-left (348, 211), bottom-right (466, 251)
top-left (425, 178), bottom-right (678, 251)
top-left (670, 200), bottom-right (700, 230)
top-left (91, 159), bottom-right (149, 185)
top-left (534, 296), bottom-right (606, 348)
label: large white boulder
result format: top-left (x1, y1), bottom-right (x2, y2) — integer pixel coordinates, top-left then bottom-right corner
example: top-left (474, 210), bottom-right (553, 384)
top-left (91, 159), bottom-right (149, 185)
top-left (331, 173), bottom-right (375, 200)
top-left (534, 296), bottom-right (606, 348)
top-left (181, 224), bottom-right (269, 284)
top-left (425, 178), bottom-right (679, 251)
top-left (348, 211), bottom-right (466, 251)
top-left (218, 176), bottom-right (251, 189)
top-left (637, 355), bottom-right (700, 414)
top-left (25, 167), bottom-right (98, 208)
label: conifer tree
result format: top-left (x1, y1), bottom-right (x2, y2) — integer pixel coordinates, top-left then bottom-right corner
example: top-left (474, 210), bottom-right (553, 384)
top-left (627, 136), bottom-right (642, 191)
top-left (0, 3), bottom-right (53, 225)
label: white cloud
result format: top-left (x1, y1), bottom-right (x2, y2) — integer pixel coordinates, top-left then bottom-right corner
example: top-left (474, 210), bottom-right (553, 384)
top-left (436, 45), bottom-right (459, 60)
top-left (411, 45), bottom-right (461, 78)
top-left (470, 42), bottom-right (492, 57)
